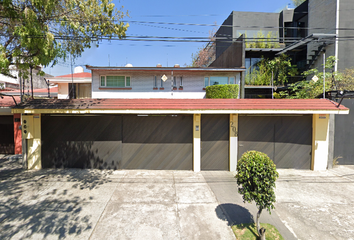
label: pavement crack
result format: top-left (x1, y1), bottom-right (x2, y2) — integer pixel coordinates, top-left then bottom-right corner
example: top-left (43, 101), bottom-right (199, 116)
top-left (172, 171), bottom-right (182, 240)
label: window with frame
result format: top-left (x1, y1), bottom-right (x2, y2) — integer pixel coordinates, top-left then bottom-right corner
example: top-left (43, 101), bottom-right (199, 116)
top-left (153, 76), bottom-right (158, 88)
top-left (100, 76), bottom-right (131, 87)
top-left (204, 76), bottom-right (235, 87)
top-left (172, 76), bottom-right (183, 88)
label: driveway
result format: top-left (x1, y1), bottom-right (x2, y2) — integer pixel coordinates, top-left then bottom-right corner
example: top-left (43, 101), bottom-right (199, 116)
top-left (275, 166), bottom-right (354, 240)
top-left (2, 154), bottom-right (354, 240)
top-left (0, 155), bottom-right (235, 240)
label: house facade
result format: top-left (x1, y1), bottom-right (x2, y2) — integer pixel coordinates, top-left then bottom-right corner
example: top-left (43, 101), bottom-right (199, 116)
top-left (13, 98), bottom-right (348, 172)
top-left (47, 66), bottom-right (91, 99)
top-left (87, 65), bottom-right (243, 99)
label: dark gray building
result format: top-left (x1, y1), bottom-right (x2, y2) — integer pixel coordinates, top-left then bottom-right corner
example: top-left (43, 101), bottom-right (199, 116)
top-left (214, 0), bottom-right (354, 75)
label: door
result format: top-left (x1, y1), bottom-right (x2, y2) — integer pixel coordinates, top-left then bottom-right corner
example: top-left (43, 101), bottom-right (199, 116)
top-left (238, 115), bottom-right (312, 169)
top-left (201, 114), bottom-right (229, 170)
top-left (122, 115), bottom-right (193, 170)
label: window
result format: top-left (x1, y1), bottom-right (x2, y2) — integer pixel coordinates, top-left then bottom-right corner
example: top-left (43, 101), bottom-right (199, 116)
top-left (153, 76), bottom-right (157, 88)
top-left (173, 77), bottom-right (177, 88)
top-left (100, 76), bottom-right (131, 87)
top-left (204, 76), bottom-right (236, 87)
top-left (180, 77), bottom-right (183, 86)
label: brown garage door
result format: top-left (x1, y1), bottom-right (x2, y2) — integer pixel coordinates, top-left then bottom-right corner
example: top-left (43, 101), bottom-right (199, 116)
top-left (0, 116), bottom-right (14, 154)
top-left (201, 114), bottom-right (229, 170)
top-left (238, 115), bottom-right (312, 169)
top-left (41, 114), bottom-right (192, 170)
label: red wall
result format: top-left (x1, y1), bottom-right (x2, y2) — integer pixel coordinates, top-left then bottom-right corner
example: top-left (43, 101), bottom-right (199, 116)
top-left (13, 113), bottom-right (22, 154)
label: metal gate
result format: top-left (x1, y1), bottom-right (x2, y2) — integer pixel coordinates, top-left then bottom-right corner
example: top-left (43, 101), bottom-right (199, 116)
top-left (0, 116), bottom-right (14, 154)
top-left (122, 115), bottom-right (192, 170)
top-left (201, 115), bottom-right (229, 170)
top-left (238, 115), bottom-right (312, 169)
top-left (334, 99), bottom-right (354, 165)
top-left (41, 114), bottom-right (192, 170)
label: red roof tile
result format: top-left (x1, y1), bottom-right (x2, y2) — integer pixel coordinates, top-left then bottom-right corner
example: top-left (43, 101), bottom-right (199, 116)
top-left (0, 96), bottom-right (21, 108)
top-left (8, 87), bottom-right (58, 93)
top-left (13, 98), bottom-right (349, 113)
top-left (55, 72), bottom-right (91, 78)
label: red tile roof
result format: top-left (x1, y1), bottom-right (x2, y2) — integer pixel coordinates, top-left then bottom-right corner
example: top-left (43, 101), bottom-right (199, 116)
top-left (55, 72), bottom-right (91, 78)
top-left (13, 98), bottom-right (349, 113)
top-left (6, 87), bottom-right (58, 93)
top-left (0, 96), bottom-right (21, 107)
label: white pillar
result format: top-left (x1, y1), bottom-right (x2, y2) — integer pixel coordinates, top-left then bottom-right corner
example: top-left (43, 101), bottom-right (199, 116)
top-left (312, 114), bottom-right (330, 170)
top-left (193, 114), bottom-right (201, 172)
top-left (229, 114), bottom-right (238, 171)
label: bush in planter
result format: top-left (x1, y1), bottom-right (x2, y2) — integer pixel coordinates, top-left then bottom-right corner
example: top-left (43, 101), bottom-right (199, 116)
top-left (235, 151), bottom-right (279, 240)
top-left (205, 84), bottom-right (239, 99)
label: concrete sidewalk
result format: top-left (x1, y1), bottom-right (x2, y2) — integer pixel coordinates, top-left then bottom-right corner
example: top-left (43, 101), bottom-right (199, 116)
top-left (204, 166), bottom-right (354, 240)
top-left (275, 166), bottom-right (354, 240)
top-left (0, 155), bottom-right (235, 240)
top-left (202, 171), bottom-right (297, 240)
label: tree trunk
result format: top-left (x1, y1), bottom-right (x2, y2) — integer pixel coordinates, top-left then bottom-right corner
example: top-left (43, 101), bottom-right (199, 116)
top-left (256, 208), bottom-right (266, 240)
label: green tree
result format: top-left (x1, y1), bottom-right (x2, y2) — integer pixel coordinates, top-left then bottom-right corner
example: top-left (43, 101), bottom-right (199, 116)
top-left (0, 0), bottom-right (129, 77)
top-left (280, 56), bottom-right (337, 99)
top-left (246, 54), bottom-right (298, 86)
top-left (236, 151), bottom-right (279, 240)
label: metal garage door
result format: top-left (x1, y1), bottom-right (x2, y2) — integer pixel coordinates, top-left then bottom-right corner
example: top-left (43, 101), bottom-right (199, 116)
top-left (238, 115), bottom-right (312, 169)
top-left (122, 115), bottom-right (192, 170)
top-left (334, 99), bottom-right (354, 165)
top-left (201, 115), bottom-right (229, 170)
top-left (42, 115), bottom-right (123, 169)
top-left (41, 114), bottom-right (192, 170)
top-left (0, 116), bottom-right (14, 154)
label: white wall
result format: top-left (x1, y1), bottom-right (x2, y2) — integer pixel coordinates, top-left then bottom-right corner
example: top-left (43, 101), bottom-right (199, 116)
top-left (57, 83), bottom-right (69, 99)
top-left (91, 70), bottom-right (241, 99)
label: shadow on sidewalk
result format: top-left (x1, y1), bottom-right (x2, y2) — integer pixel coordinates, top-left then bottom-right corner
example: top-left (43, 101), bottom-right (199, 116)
top-left (215, 203), bottom-right (254, 226)
top-left (0, 154), bottom-right (115, 239)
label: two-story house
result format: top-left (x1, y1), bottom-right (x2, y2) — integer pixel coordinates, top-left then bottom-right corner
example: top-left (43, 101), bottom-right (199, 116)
top-left (12, 63), bottom-right (349, 172)
top-left (87, 64), bottom-right (242, 99)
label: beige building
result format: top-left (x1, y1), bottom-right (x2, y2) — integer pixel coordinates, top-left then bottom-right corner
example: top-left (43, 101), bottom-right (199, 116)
top-left (47, 66), bottom-right (91, 99)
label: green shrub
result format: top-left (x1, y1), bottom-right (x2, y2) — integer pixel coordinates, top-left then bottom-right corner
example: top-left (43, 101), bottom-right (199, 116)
top-left (236, 150), bottom-right (279, 239)
top-left (205, 84), bottom-right (239, 99)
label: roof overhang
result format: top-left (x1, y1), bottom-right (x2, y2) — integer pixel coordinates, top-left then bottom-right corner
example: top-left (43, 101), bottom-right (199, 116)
top-left (12, 98), bottom-right (349, 115)
top-left (277, 33), bottom-right (337, 55)
top-left (46, 77), bottom-right (91, 84)
top-left (86, 65), bottom-right (246, 72)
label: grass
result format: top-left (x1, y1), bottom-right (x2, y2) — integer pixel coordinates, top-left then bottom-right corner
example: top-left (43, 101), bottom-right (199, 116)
top-left (232, 223), bottom-right (284, 240)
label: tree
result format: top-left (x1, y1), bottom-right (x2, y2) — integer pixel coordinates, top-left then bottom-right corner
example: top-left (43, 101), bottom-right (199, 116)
top-left (235, 151), bottom-right (279, 240)
top-left (336, 68), bottom-right (354, 91)
top-left (190, 27), bottom-right (216, 67)
top-left (292, 0), bottom-right (306, 7)
top-left (0, 0), bottom-right (128, 77)
top-left (279, 56), bottom-right (337, 99)
top-left (246, 54), bottom-right (298, 86)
